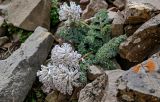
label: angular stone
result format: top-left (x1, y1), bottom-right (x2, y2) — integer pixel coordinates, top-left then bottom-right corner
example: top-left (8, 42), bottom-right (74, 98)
top-left (119, 13), bottom-right (160, 62)
top-left (108, 10), bottom-right (117, 23)
top-left (78, 73), bottom-right (108, 102)
top-left (113, 0), bottom-right (125, 10)
top-left (103, 69), bottom-right (125, 102)
top-left (111, 11), bottom-right (125, 37)
top-left (117, 52), bottom-right (160, 102)
top-left (124, 0), bottom-right (160, 24)
top-left (7, 0), bottom-right (51, 31)
top-left (0, 27), bottom-right (54, 102)
top-left (87, 65), bottom-right (103, 81)
top-left (0, 36), bottom-right (8, 46)
top-left (82, 0), bottom-right (108, 20)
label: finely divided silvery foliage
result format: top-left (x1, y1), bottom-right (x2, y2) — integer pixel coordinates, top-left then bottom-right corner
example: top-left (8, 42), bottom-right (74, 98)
top-left (59, 2), bottom-right (82, 23)
top-left (37, 43), bottom-right (82, 95)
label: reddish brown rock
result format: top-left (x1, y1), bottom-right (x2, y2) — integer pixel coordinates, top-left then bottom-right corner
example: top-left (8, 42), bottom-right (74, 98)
top-left (111, 11), bottom-right (125, 37)
top-left (113, 0), bottom-right (125, 10)
top-left (124, 24), bottom-right (141, 36)
top-left (82, 0), bottom-right (108, 20)
top-left (124, 0), bottom-right (160, 24)
top-left (119, 13), bottom-right (160, 62)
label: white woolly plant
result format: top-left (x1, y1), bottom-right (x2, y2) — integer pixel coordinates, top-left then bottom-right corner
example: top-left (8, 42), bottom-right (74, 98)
top-left (37, 43), bottom-right (82, 95)
top-left (58, 1), bottom-right (82, 23)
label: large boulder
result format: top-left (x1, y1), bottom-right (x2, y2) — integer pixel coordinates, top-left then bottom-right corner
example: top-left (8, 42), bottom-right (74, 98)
top-left (124, 0), bottom-right (160, 24)
top-left (82, 0), bottom-right (108, 20)
top-left (78, 73), bottom-right (108, 102)
top-left (0, 27), bottom-right (54, 102)
top-left (117, 52), bottom-right (160, 102)
top-left (119, 13), bottom-right (160, 62)
top-left (7, 0), bottom-right (51, 31)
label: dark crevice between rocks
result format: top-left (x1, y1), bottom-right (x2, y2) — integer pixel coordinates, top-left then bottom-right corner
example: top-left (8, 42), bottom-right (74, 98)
top-left (115, 54), bottom-right (139, 70)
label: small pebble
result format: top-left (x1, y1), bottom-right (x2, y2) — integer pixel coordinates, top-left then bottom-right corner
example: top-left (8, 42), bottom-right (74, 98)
top-left (149, 89), bottom-right (155, 93)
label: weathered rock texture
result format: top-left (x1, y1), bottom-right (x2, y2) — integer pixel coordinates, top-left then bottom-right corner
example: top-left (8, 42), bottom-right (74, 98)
top-left (7, 0), bottom-right (51, 31)
top-left (113, 0), bottom-right (125, 10)
top-left (87, 65), bottom-right (103, 81)
top-left (82, 0), bottom-right (108, 20)
top-left (78, 73), bottom-right (108, 102)
top-left (119, 13), bottom-right (160, 62)
top-left (124, 1), bottom-right (159, 24)
top-left (0, 27), bottom-right (54, 102)
top-left (45, 91), bottom-right (69, 102)
top-left (117, 52), bottom-right (160, 102)
top-left (124, 24), bottom-right (141, 36)
top-left (111, 11), bottom-right (125, 37)
top-left (104, 69), bottom-right (125, 102)
top-left (0, 36), bottom-right (8, 46)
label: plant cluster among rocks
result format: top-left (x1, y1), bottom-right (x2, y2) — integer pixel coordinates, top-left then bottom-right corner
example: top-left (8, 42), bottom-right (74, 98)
top-left (0, 0), bottom-right (160, 102)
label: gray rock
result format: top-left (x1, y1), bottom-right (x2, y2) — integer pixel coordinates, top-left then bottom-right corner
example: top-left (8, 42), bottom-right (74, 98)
top-left (87, 65), bottom-right (103, 81)
top-left (7, 0), bottom-right (51, 31)
top-left (119, 13), bottom-right (160, 62)
top-left (0, 26), bottom-right (54, 102)
top-left (107, 11), bottom-right (117, 23)
top-left (117, 52), bottom-right (160, 102)
top-left (0, 36), bottom-right (8, 46)
top-left (78, 73), bottom-right (108, 102)
top-left (103, 69), bottom-right (125, 102)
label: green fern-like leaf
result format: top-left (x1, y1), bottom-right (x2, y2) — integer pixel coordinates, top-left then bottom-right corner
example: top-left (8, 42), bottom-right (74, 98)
top-left (50, 0), bottom-right (59, 26)
top-left (57, 21), bottom-right (89, 47)
top-left (78, 9), bottom-right (111, 55)
top-left (95, 35), bottom-right (127, 69)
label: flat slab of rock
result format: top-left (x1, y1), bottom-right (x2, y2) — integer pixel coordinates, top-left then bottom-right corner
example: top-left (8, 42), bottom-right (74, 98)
top-left (0, 27), bottom-right (54, 102)
top-left (119, 13), bottom-right (160, 62)
top-left (78, 73), bottom-right (108, 102)
top-left (117, 52), bottom-right (160, 102)
top-left (7, 0), bottom-right (51, 31)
